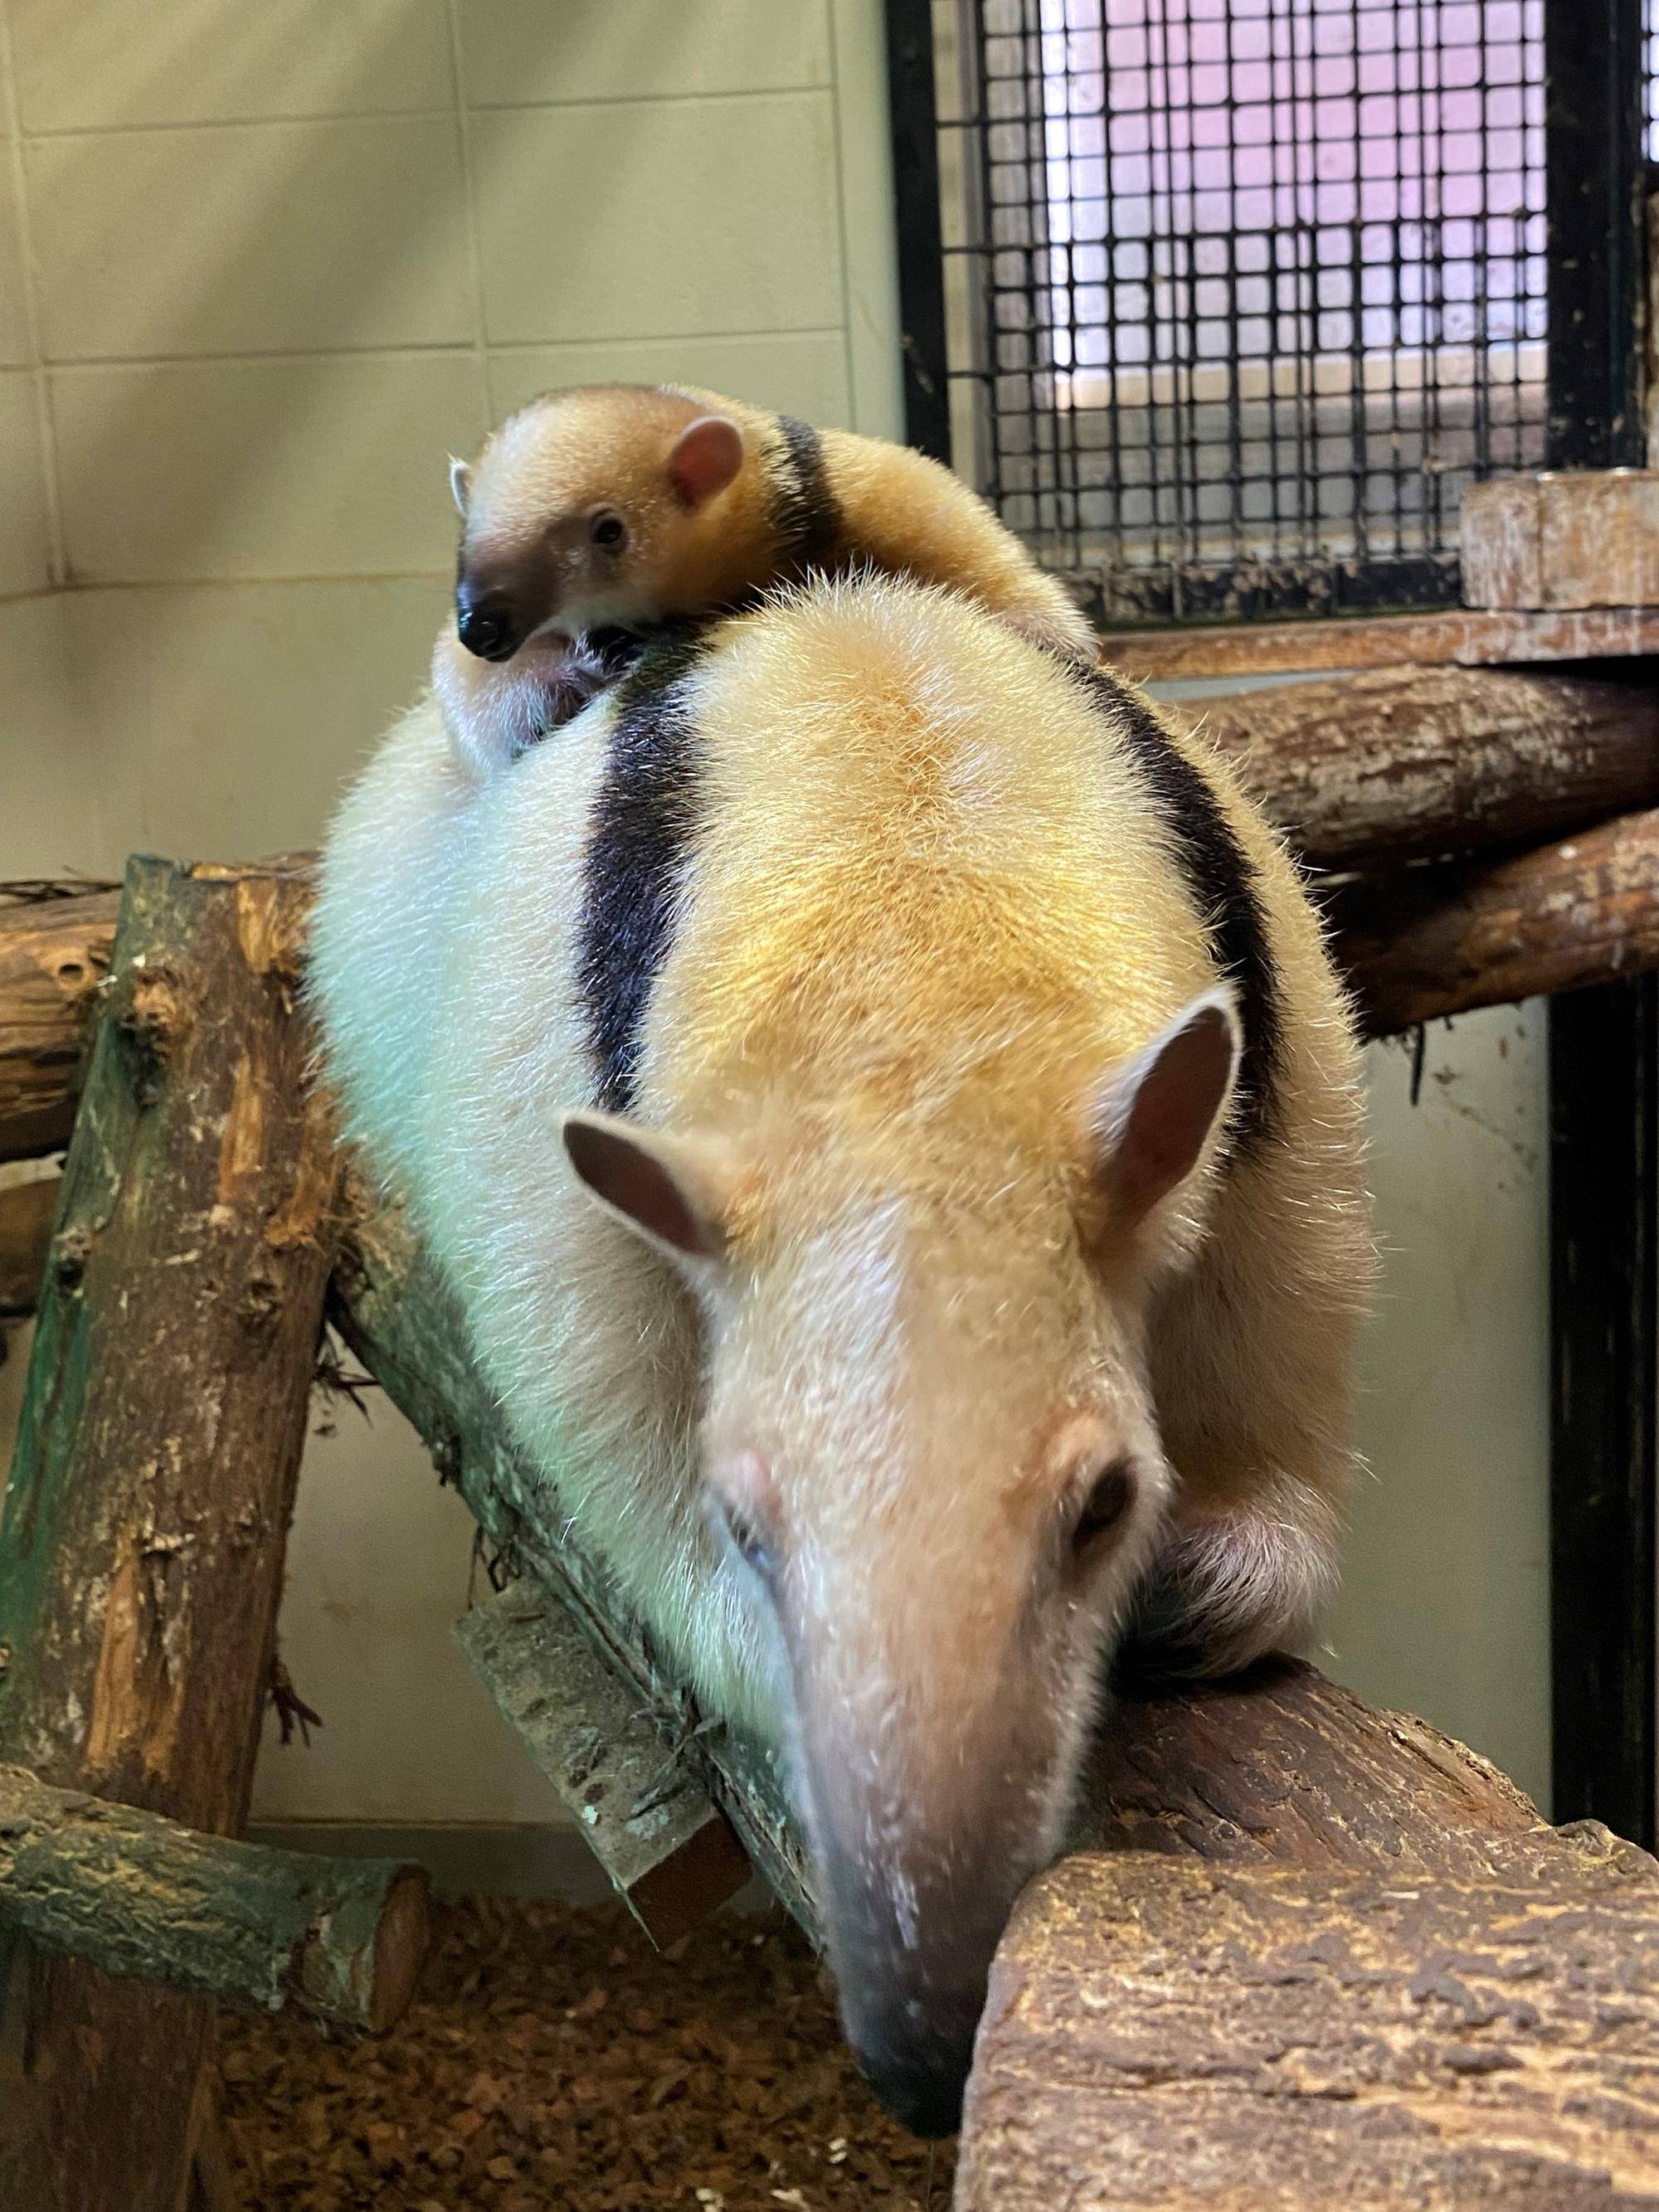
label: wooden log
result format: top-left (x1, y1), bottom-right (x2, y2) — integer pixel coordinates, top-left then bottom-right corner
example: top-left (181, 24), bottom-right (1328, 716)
top-left (454, 1582), bottom-right (751, 1947)
top-left (957, 1849), bottom-right (1659, 2210)
top-left (1105, 601), bottom-right (1659, 681)
top-left (0, 808), bottom-right (1626, 1228)
top-left (0, 887), bottom-right (119, 1162)
top-left (1081, 1656), bottom-right (1582, 1871)
top-left (960, 1660), bottom-right (1659, 2208)
top-left (0, 1173), bottom-right (57, 1319)
top-left (1194, 662), bottom-right (1659, 871)
top-left (1462, 467), bottom-right (1659, 610)
top-left (0, 856), bottom-right (341, 2212)
top-left (0, 1762), bottom-right (427, 2035)
top-left (1332, 805), bottom-right (1659, 1036)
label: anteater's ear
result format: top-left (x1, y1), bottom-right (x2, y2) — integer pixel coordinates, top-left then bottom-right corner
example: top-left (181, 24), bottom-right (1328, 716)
top-left (561, 1110), bottom-right (733, 1266)
top-left (448, 455), bottom-right (473, 518)
top-left (1088, 988), bottom-right (1240, 1233)
top-left (667, 415), bottom-right (745, 509)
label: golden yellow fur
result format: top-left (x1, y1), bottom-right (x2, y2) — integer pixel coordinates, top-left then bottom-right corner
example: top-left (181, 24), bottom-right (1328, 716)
top-left (457, 382), bottom-right (1098, 657)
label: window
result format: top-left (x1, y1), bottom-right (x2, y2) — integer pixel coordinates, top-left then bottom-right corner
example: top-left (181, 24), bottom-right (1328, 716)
top-left (933, 0), bottom-right (1547, 620)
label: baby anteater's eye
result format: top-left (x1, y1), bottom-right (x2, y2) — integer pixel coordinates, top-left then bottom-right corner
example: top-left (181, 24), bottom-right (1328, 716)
top-left (589, 508), bottom-right (628, 552)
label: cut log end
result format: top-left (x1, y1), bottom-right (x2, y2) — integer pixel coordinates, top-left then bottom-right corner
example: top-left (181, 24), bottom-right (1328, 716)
top-left (283, 1855), bottom-right (433, 2039)
top-left (365, 1866), bottom-right (431, 2035)
top-left (0, 1764), bottom-right (431, 2040)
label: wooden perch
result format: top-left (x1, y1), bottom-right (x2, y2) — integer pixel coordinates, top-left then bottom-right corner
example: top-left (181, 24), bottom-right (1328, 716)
top-left (1462, 468), bottom-right (1659, 610)
top-left (0, 857), bottom-right (341, 2212)
top-left (332, 1192), bottom-right (814, 1934)
top-left (958, 1660), bottom-right (1659, 2209)
top-left (0, 886), bottom-right (119, 1162)
top-left (1194, 661), bottom-right (1659, 871)
top-left (1335, 804), bottom-right (1659, 1034)
top-left (455, 1582), bottom-right (752, 1947)
top-left (1, 662), bottom-right (1657, 1176)
top-left (0, 1762), bottom-right (427, 2035)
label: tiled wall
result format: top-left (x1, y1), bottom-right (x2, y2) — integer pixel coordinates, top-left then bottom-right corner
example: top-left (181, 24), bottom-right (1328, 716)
top-left (0, 0), bottom-right (900, 873)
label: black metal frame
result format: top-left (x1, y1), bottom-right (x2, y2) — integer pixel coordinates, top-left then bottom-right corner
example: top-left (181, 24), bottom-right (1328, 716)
top-left (884, 0), bottom-right (953, 464)
top-left (1545, 0), bottom-right (1657, 1849)
top-left (888, 0), bottom-right (1550, 626)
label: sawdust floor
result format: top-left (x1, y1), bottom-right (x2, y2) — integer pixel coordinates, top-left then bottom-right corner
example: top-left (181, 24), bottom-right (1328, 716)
top-left (218, 1895), bottom-right (956, 2212)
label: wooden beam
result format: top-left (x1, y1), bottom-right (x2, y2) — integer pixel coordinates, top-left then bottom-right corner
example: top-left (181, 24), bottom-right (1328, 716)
top-left (0, 858), bottom-right (341, 2212)
top-left (454, 1581), bottom-right (752, 1948)
top-left (958, 1658), bottom-right (1659, 2207)
top-left (1333, 805), bottom-right (1659, 1035)
top-left (1102, 602), bottom-right (1659, 682)
top-left (2, 668), bottom-right (1657, 1179)
top-left (331, 1189), bottom-right (815, 1935)
top-left (0, 1762), bottom-right (427, 2036)
top-left (0, 888), bottom-right (119, 1163)
top-left (1196, 663), bottom-right (1659, 872)
top-left (1462, 470), bottom-right (1659, 610)
top-left (1083, 1656), bottom-right (1550, 1869)
top-left (958, 1845), bottom-right (1659, 2209)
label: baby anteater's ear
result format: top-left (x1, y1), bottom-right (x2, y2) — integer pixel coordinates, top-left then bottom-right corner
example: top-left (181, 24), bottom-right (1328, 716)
top-left (666, 415), bottom-right (745, 509)
top-left (448, 455), bottom-right (473, 518)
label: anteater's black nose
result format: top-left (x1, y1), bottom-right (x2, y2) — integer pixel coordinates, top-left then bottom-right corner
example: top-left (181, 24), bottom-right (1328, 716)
top-left (852, 2028), bottom-right (973, 2139)
top-left (455, 590), bottom-right (519, 662)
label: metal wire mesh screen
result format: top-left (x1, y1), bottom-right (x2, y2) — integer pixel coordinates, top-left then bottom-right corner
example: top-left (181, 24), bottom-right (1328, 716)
top-left (934, 0), bottom-right (1548, 622)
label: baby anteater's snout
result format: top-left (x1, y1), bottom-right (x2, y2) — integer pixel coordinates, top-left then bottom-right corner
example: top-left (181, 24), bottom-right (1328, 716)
top-left (455, 584), bottom-right (522, 662)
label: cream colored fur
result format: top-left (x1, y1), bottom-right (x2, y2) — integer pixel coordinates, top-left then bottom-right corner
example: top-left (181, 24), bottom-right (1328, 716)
top-left (314, 571), bottom-right (1370, 2112)
top-left (314, 573), bottom-right (1370, 1744)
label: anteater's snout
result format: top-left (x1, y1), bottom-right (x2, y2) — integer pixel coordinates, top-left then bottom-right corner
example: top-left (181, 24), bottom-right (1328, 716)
top-left (823, 1875), bottom-right (997, 2136)
top-left (455, 586), bottom-right (521, 662)
top-left (849, 2005), bottom-right (979, 2138)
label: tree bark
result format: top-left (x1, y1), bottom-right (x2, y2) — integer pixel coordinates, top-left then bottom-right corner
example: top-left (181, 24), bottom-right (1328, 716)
top-left (1194, 662), bottom-right (1659, 871)
top-left (1334, 805), bottom-right (1659, 1035)
top-left (0, 888), bottom-right (120, 1163)
top-left (0, 857), bottom-right (340, 2212)
top-left (454, 1582), bottom-right (752, 1948)
top-left (957, 1848), bottom-right (1659, 2210)
top-left (1083, 1657), bottom-right (1572, 1871)
top-left (0, 1762), bottom-right (427, 2035)
top-left (958, 1659), bottom-right (1659, 2209)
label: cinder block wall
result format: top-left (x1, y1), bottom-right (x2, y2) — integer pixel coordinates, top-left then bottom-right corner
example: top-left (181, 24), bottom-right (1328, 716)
top-left (0, 0), bottom-right (1550, 1856)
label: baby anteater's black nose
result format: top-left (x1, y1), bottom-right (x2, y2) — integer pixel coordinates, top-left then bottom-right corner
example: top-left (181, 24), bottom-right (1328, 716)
top-left (455, 590), bottom-right (520, 662)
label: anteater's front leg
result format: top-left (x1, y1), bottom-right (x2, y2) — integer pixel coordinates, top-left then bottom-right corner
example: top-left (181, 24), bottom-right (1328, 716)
top-left (1121, 1475), bottom-right (1341, 1682)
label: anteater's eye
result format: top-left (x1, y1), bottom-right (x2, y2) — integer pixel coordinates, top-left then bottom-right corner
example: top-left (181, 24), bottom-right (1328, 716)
top-left (1073, 1458), bottom-right (1136, 1553)
top-left (590, 508), bottom-right (628, 552)
top-left (721, 1501), bottom-right (775, 1582)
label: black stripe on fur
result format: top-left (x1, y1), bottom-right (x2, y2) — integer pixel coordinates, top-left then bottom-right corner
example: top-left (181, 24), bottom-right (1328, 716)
top-left (1083, 670), bottom-right (1283, 1144)
top-left (577, 621), bottom-right (720, 1114)
top-left (769, 415), bottom-right (843, 576)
